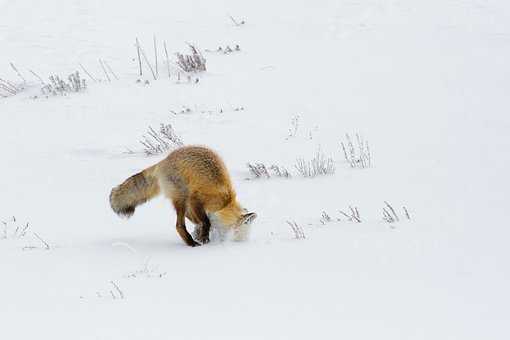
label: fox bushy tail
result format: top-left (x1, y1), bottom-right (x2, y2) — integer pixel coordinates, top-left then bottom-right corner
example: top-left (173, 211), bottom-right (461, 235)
top-left (109, 164), bottom-right (160, 218)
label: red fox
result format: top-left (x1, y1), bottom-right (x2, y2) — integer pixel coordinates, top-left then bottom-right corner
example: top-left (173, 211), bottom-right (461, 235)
top-left (109, 145), bottom-right (257, 246)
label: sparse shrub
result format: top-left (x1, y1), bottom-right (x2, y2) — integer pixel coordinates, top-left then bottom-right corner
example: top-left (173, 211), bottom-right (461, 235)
top-left (285, 115), bottom-right (300, 139)
top-left (340, 133), bottom-right (371, 169)
top-left (247, 163), bottom-right (291, 179)
top-left (382, 201), bottom-right (410, 223)
top-left (22, 232), bottom-right (51, 250)
top-left (294, 148), bottom-right (335, 177)
top-left (339, 206), bottom-right (361, 223)
top-left (228, 15), bottom-right (246, 26)
top-left (0, 78), bottom-right (24, 97)
top-left (1, 216), bottom-right (51, 250)
top-left (176, 44), bottom-right (206, 73)
top-left (125, 257), bottom-right (166, 279)
top-left (83, 281), bottom-right (125, 300)
top-left (319, 211), bottom-right (333, 225)
top-left (207, 44), bottom-right (241, 54)
top-left (41, 71), bottom-right (86, 96)
top-left (140, 123), bottom-right (184, 156)
top-left (287, 221), bottom-right (306, 239)
top-left (1, 216), bottom-right (30, 239)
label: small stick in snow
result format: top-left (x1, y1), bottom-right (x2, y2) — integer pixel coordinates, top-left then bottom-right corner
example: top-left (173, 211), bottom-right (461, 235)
top-left (384, 201), bottom-right (399, 222)
top-left (349, 206), bottom-right (361, 222)
top-left (339, 210), bottom-right (351, 220)
top-left (20, 222), bottom-right (30, 237)
top-left (164, 41), bottom-right (171, 79)
top-left (137, 40), bottom-right (157, 80)
top-left (228, 14), bottom-right (245, 26)
top-left (29, 70), bottom-right (45, 85)
top-left (0, 78), bottom-right (19, 94)
top-left (104, 60), bottom-right (119, 80)
top-left (0, 83), bottom-right (16, 95)
top-left (99, 59), bottom-right (111, 82)
top-left (286, 221), bottom-right (306, 240)
top-left (403, 206), bottom-right (411, 220)
top-left (135, 38), bottom-right (143, 76)
top-left (383, 208), bottom-right (394, 223)
top-left (33, 232), bottom-right (50, 250)
top-left (10, 62), bottom-right (26, 83)
top-left (79, 63), bottom-right (97, 82)
top-left (153, 35), bottom-right (158, 78)
top-left (110, 281), bottom-right (124, 299)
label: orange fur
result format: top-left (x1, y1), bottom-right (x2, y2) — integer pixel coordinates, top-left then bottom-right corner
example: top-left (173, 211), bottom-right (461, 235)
top-left (109, 145), bottom-right (256, 246)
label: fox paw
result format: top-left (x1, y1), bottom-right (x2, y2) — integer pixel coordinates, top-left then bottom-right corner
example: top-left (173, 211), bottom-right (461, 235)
top-left (197, 234), bottom-right (210, 245)
top-left (187, 239), bottom-right (201, 247)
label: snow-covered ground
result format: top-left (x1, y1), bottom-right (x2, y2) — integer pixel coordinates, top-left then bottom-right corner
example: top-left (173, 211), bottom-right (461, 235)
top-left (1, 0), bottom-right (510, 339)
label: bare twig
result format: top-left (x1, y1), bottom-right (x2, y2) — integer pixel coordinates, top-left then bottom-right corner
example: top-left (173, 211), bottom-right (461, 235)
top-left (340, 133), bottom-right (372, 169)
top-left (10, 62), bottom-right (26, 83)
top-left (0, 78), bottom-right (19, 94)
top-left (0, 83), bottom-right (16, 95)
top-left (29, 70), bottom-right (45, 85)
top-left (104, 61), bottom-right (119, 80)
top-left (79, 63), bottom-right (97, 82)
top-left (164, 41), bottom-right (171, 79)
top-left (135, 38), bottom-right (143, 76)
top-left (294, 147), bottom-right (335, 177)
top-left (20, 223), bottom-right (30, 237)
top-left (287, 221), bottom-right (306, 239)
top-left (320, 211), bottom-right (332, 225)
top-left (383, 208), bottom-right (394, 223)
top-left (153, 35), bottom-right (158, 78)
top-left (175, 44), bottom-right (206, 73)
top-left (339, 207), bottom-right (361, 223)
top-left (110, 281), bottom-right (124, 299)
top-left (137, 40), bottom-right (157, 80)
top-left (403, 206), bottom-right (411, 220)
top-left (139, 123), bottom-right (183, 155)
top-left (384, 201), bottom-right (399, 222)
top-left (99, 59), bottom-right (111, 82)
top-left (228, 14), bottom-right (245, 26)
top-left (33, 232), bottom-right (50, 250)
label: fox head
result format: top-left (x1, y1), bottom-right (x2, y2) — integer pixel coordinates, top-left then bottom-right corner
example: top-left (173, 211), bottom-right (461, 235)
top-left (216, 201), bottom-right (257, 228)
top-left (239, 211), bottom-right (257, 226)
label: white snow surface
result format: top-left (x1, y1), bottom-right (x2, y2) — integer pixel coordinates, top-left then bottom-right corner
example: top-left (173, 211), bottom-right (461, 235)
top-left (1, 0), bottom-right (510, 339)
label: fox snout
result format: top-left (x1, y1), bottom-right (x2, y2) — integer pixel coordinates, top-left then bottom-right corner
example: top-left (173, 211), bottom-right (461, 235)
top-left (240, 212), bottom-right (257, 225)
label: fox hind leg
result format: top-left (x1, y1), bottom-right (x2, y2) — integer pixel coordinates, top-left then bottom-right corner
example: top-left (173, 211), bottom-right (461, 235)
top-left (173, 199), bottom-right (200, 247)
top-left (189, 196), bottom-right (211, 244)
top-left (185, 208), bottom-right (201, 239)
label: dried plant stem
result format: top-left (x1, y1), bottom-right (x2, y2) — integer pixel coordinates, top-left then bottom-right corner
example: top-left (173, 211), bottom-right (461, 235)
top-left (99, 59), bottom-right (111, 82)
top-left (29, 70), bottom-right (45, 85)
top-left (104, 60), bottom-right (119, 80)
top-left (0, 78), bottom-right (19, 94)
top-left (0, 83), bottom-right (16, 95)
top-left (10, 62), bottom-right (26, 83)
top-left (135, 38), bottom-right (143, 76)
top-left (403, 207), bottom-right (411, 220)
top-left (164, 41), bottom-right (171, 79)
top-left (79, 63), bottom-right (97, 82)
top-left (341, 133), bottom-right (371, 169)
top-left (339, 206), bottom-right (361, 223)
top-left (33, 232), bottom-right (50, 250)
top-left (384, 201), bottom-right (399, 222)
top-left (110, 281), bottom-right (124, 299)
top-left (137, 40), bottom-right (157, 80)
top-left (287, 221), bottom-right (306, 239)
top-left (153, 35), bottom-right (158, 78)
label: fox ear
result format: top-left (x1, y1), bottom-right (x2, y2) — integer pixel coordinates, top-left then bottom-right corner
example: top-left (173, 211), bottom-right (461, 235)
top-left (240, 212), bottom-right (257, 225)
